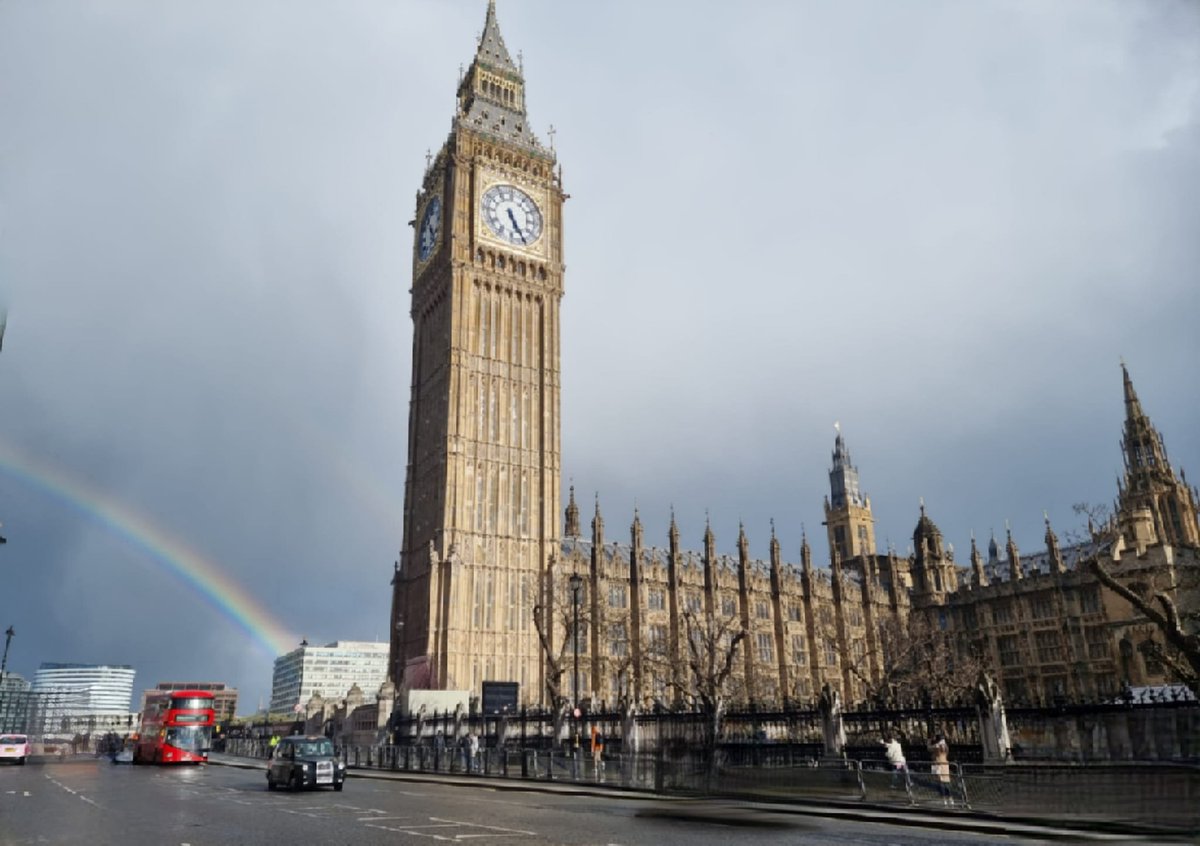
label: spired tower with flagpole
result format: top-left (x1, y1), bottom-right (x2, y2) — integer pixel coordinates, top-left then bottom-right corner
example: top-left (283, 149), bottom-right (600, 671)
top-left (389, 1), bottom-right (565, 704)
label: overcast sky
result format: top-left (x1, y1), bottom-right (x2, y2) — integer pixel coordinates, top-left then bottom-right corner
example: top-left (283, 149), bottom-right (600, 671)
top-left (0, 0), bottom-right (1196, 715)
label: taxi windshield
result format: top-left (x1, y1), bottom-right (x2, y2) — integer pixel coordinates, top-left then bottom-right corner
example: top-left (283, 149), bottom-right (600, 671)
top-left (293, 739), bottom-right (334, 757)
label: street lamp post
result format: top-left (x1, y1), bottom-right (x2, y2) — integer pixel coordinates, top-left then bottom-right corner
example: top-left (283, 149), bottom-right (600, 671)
top-left (568, 573), bottom-right (583, 777)
top-left (0, 627), bottom-right (12, 731)
top-left (0, 626), bottom-right (12, 678)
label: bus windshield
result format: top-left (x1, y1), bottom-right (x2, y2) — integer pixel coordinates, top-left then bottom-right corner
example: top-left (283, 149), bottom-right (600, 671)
top-left (165, 726), bottom-right (212, 752)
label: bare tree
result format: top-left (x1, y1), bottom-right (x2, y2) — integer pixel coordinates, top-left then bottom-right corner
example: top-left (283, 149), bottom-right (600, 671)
top-left (659, 609), bottom-right (746, 750)
top-left (532, 587), bottom-right (593, 741)
top-left (847, 613), bottom-right (988, 706)
top-left (1073, 503), bottom-right (1200, 695)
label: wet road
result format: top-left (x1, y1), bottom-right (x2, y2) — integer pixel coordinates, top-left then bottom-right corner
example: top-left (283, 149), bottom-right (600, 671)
top-left (0, 758), bottom-right (1088, 845)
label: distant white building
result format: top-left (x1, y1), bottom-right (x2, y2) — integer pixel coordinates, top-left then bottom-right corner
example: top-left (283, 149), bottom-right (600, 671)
top-left (30, 663), bottom-right (136, 736)
top-left (269, 641), bottom-right (389, 715)
top-left (0, 672), bottom-right (30, 694)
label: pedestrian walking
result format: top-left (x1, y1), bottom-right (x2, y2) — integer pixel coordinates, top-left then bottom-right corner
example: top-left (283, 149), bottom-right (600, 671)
top-left (590, 724), bottom-right (605, 781)
top-left (881, 733), bottom-right (907, 790)
top-left (929, 733), bottom-right (953, 805)
top-left (467, 731), bottom-right (480, 773)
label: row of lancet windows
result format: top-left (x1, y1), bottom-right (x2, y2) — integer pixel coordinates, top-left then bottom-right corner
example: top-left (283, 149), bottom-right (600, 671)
top-left (464, 460), bottom-right (531, 536)
top-left (476, 144), bottom-right (547, 181)
top-left (470, 568), bottom-right (533, 632)
top-left (474, 283), bottom-right (542, 366)
top-left (480, 76), bottom-right (518, 108)
top-left (476, 249), bottom-right (549, 281)
top-left (469, 375), bottom-right (535, 449)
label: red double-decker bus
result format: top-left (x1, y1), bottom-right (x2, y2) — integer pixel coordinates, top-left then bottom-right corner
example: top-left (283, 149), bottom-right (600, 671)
top-left (133, 690), bottom-right (214, 764)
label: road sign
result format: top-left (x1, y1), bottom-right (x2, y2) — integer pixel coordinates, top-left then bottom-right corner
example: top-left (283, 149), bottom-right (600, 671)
top-left (482, 681), bottom-right (519, 715)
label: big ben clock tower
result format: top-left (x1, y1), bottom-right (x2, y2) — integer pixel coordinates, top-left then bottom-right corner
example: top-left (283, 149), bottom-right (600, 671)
top-left (390, 1), bottom-right (565, 703)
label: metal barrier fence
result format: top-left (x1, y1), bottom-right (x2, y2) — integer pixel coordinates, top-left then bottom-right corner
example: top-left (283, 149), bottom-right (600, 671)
top-left (221, 737), bottom-right (1198, 831)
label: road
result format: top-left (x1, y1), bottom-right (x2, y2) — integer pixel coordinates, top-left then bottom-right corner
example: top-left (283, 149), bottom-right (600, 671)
top-left (0, 758), bottom-right (1124, 845)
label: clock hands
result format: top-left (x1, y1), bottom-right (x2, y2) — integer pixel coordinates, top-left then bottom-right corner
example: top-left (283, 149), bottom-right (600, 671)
top-left (506, 207), bottom-right (528, 244)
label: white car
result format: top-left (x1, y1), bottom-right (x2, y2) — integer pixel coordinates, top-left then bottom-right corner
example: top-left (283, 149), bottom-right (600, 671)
top-left (0, 734), bottom-right (30, 765)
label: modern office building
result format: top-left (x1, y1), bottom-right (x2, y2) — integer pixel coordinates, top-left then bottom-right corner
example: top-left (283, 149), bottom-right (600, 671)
top-left (0, 672), bottom-right (29, 694)
top-left (0, 672), bottom-right (31, 733)
top-left (30, 663), bottom-right (136, 736)
top-left (269, 641), bottom-right (389, 715)
top-left (32, 663), bottom-right (135, 712)
top-left (141, 682), bottom-right (239, 724)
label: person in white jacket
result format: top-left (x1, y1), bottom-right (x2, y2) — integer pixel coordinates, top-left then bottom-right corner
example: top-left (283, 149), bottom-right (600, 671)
top-left (881, 733), bottom-right (907, 790)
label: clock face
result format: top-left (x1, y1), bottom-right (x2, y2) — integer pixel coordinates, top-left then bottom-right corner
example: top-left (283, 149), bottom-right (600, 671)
top-left (417, 196), bottom-right (441, 262)
top-left (481, 184), bottom-right (543, 247)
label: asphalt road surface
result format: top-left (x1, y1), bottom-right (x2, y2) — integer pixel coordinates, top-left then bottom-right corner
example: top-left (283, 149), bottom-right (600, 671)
top-left (0, 759), bottom-right (1090, 845)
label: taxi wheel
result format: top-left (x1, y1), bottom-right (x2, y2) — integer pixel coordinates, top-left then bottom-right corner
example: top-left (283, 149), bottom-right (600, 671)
top-left (289, 771), bottom-right (302, 791)
top-left (266, 772), bottom-right (276, 791)
top-left (333, 781), bottom-right (344, 792)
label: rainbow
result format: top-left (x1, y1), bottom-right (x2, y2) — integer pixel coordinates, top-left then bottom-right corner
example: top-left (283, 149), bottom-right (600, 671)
top-left (0, 438), bottom-right (297, 658)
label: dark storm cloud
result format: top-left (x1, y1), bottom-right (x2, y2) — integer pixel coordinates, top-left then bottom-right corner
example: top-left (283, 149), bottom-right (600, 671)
top-left (0, 0), bottom-right (1196, 710)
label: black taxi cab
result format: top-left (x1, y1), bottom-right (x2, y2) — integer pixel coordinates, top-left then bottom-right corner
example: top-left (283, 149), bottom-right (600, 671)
top-left (266, 736), bottom-right (345, 791)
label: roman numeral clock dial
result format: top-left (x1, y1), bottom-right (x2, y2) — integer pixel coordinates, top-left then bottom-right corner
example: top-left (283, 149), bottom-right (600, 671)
top-left (481, 184), bottom-right (543, 247)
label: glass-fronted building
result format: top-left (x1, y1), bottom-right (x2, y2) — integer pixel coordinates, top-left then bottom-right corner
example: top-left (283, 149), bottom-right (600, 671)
top-left (269, 641), bottom-right (389, 714)
top-left (30, 663), bottom-right (136, 736)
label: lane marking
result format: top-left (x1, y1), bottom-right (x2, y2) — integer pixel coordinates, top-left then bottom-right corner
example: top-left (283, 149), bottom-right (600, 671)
top-left (430, 818), bottom-right (537, 836)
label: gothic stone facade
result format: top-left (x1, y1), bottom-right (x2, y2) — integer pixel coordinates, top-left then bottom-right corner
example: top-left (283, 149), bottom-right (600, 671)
top-left (389, 4), bottom-right (1199, 710)
top-left (390, 2), bottom-right (564, 699)
top-left (554, 366), bottom-right (1199, 709)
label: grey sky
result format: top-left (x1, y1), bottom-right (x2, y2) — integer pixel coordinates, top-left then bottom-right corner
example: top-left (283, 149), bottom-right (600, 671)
top-left (0, 0), bottom-right (1196, 713)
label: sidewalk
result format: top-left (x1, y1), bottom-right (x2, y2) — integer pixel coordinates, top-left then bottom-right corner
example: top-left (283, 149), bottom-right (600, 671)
top-left (207, 753), bottom-right (1188, 842)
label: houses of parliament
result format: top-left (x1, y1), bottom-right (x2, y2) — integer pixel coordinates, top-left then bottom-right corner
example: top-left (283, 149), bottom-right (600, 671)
top-left (388, 2), bottom-right (1200, 709)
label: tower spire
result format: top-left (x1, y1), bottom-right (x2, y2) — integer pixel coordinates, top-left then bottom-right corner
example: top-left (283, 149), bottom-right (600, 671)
top-left (564, 484), bottom-right (580, 537)
top-left (455, 0), bottom-right (544, 151)
top-left (476, 1), bottom-right (519, 76)
top-left (1122, 361), bottom-right (1145, 421)
top-left (1116, 362), bottom-right (1200, 548)
top-left (824, 423), bottom-right (876, 561)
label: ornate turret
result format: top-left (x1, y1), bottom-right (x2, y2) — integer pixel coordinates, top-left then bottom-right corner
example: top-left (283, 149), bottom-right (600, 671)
top-left (1044, 513), bottom-right (1066, 574)
top-left (564, 485), bottom-right (580, 538)
top-left (591, 494), bottom-right (604, 549)
top-left (768, 520), bottom-right (783, 592)
top-left (911, 501), bottom-right (957, 601)
top-left (970, 532), bottom-right (989, 587)
top-left (628, 508), bottom-right (644, 702)
top-left (1116, 363), bottom-right (1200, 548)
top-left (702, 515), bottom-right (717, 612)
top-left (1006, 523), bottom-right (1023, 581)
top-left (823, 425), bottom-right (876, 562)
